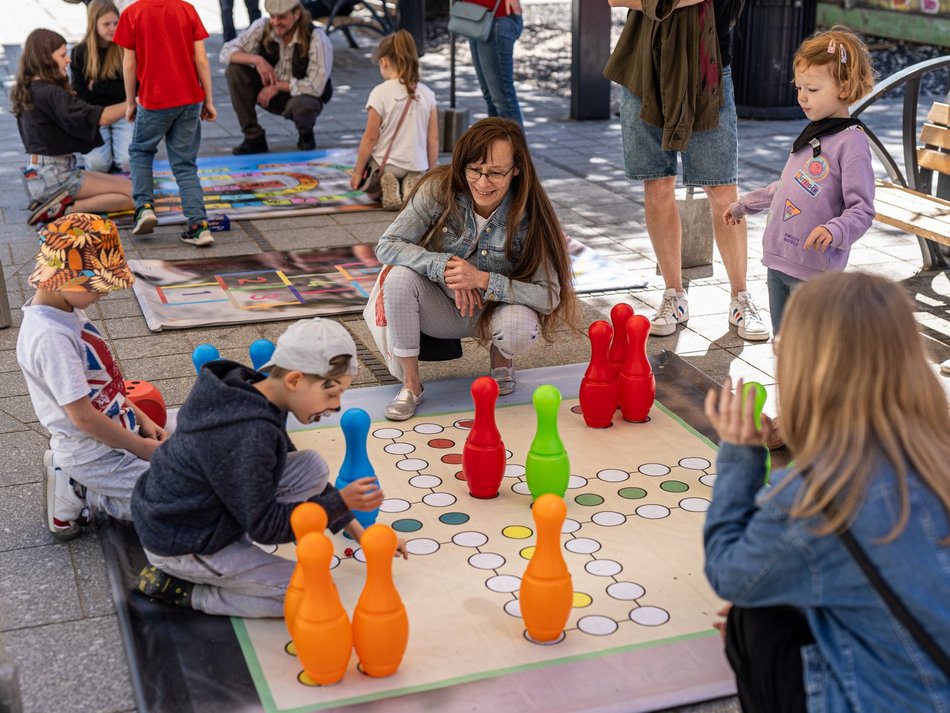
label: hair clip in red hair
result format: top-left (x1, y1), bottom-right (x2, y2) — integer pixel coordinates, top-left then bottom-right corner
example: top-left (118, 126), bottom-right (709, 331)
top-left (839, 46), bottom-right (848, 64)
top-left (827, 38), bottom-right (837, 54)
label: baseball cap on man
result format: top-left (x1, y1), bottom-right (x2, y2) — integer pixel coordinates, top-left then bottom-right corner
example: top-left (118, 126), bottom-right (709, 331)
top-left (262, 318), bottom-right (358, 376)
top-left (29, 213), bottom-right (135, 293)
top-left (264, 0), bottom-right (301, 14)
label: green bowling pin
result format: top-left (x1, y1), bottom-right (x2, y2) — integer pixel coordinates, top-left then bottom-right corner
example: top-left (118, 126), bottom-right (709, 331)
top-left (525, 385), bottom-right (571, 499)
top-left (742, 381), bottom-right (771, 484)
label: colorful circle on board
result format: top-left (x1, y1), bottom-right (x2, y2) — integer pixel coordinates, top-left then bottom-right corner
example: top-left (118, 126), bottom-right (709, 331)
top-left (680, 457), bottom-right (712, 470)
top-left (284, 640), bottom-right (297, 656)
top-left (409, 474), bottom-right (442, 489)
top-left (453, 419), bottom-right (474, 430)
top-left (571, 405), bottom-right (583, 415)
top-left (455, 470), bottom-right (466, 481)
top-left (372, 428), bottom-right (403, 439)
top-left (636, 504), bottom-right (671, 519)
top-left (504, 464), bottom-right (526, 478)
top-left (384, 442), bottom-right (415, 455)
top-left (575, 493), bottom-right (604, 506)
top-left (354, 548), bottom-right (367, 563)
top-left (567, 475), bottom-right (588, 489)
top-left (413, 423), bottom-right (443, 434)
top-left (452, 531), bottom-right (489, 548)
top-left (486, 574), bottom-right (522, 593)
top-left (428, 438), bottom-right (455, 449)
top-left (660, 480), bottom-right (688, 493)
top-left (630, 605), bottom-right (670, 626)
top-left (700, 473), bottom-right (717, 487)
top-left (406, 538), bottom-right (440, 555)
top-left (441, 453), bottom-right (463, 465)
top-left (519, 546), bottom-right (536, 560)
top-left (524, 630), bottom-right (566, 646)
top-left (561, 518), bottom-right (581, 534)
top-left (330, 555), bottom-right (340, 570)
top-left (511, 481), bottom-right (532, 496)
top-left (423, 492), bottom-right (457, 507)
top-left (298, 671), bottom-right (326, 687)
top-left (565, 537), bottom-right (601, 554)
top-left (597, 468), bottom-right (629, 483)
top-left (503, 525), bottom-right (533, 539)
top-left (679, 497), bottom-right (711, 512)
top-left (619, 487), bottom-right (648, 500)
top-left (573, 592), bottom-right (593, 608)
top-left (380, 498), bottom-right (411, 513)
top-left (577, 615), bottom-right (619, 636)
top-left (586, 559), bottom-right (622, 577)
top-left (397, 458), bottom-right (429, 471)
top-left (592, 511), bottom-right (626, 527)
top-left (607, 581), bottom-right (646, 600)
top-left (504, 598), bottom-right (522, 617)
top-left (639, 463), bottom-right (671, 477)
top-left (505, 449), bottom-right (513, 459)
top-left (439, 512), bottom-right (470, 525)
top-left (805, 156), bottom-right (830, 181)
top-left (392, 519), bottom-right (423, 533)
top-left (469, 552), bottom-right (505, 570)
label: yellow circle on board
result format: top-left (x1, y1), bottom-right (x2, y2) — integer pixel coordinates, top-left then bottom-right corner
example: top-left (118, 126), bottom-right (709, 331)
top-left (502, 525), bottom-right (533, 539)
top-left (520, 546), bottom-right (536, 560)
top-left (573, 592), bottom-right (593, 608)
top-left (298, 671), bottom-right (318, 687)
top-left (285, 640), bottom-right (297, 656)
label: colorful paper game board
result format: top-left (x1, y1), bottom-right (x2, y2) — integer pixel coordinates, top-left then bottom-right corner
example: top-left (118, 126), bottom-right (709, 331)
top-left (128, 242), bottom-right (647, 331)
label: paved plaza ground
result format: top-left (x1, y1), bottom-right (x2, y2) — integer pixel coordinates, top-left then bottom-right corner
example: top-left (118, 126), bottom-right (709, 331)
top-left (0, 2), bottom-right (947, 711)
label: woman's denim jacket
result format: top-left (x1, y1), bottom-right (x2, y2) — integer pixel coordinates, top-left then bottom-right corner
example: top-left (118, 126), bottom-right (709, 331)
top-left (374, 182), bottom-right (561, 316)
top-left (705, 443), bottom-right (950, 712)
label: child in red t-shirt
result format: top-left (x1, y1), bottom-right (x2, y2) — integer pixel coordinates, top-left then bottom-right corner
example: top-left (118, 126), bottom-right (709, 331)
top-left (114, 0), bottom-right (217, 247)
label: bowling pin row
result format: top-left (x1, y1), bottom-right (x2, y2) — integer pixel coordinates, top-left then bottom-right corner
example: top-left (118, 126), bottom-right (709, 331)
top-left (284, 503), bottom-right (408, 685)
top-left (579, 303), bottom-right (656, 428)
top-left (191, 338), bottom-right (277, 374)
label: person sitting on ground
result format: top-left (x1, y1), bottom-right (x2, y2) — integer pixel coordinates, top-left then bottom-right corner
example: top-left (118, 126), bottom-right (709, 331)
top-left (16, 214), bottom-right (167, 542)
top-left (12, 28), bottom-right (133, 225)
top-left (220, 0), bottom-right (333, 154)
top-left (71, 0), bottom-right (133, 174)
top-left (703, 271), bottom-right (950, 713)
top-left (370, 117), bottom-right (579, 421)
top-left (350, 30), bottom-right (439, 211)
top-left (132, 318), bottom-right (408, 617)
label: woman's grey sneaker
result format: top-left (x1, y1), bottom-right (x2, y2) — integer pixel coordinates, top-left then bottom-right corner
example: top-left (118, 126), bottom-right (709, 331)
top-left (180, 221), bottom-right (214, 247)
top-left (729, 291), bottom-right (770, 341)
top-left (384, 386), bottom-right (423, 421)
top-left (132, 204), bottom-right (158, 235)
top-left (649, 288), bottom-right (689, 336)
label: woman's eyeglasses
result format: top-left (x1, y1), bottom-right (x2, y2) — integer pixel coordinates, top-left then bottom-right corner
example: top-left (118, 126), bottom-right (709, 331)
top-left (464, 165), bottom-right (515, 183)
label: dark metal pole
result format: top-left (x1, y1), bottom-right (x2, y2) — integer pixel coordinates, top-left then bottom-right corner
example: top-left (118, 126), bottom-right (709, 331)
top-left (570, 0), bottom-right (611, 120)
top-left (397, 0), bottom-right (426, 57)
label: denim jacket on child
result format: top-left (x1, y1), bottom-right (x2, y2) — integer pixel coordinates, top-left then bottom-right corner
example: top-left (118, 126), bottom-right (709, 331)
top-left (374, 181), bottom-right (561, 316)
top-left (705, 443), bottom-right (950, 712)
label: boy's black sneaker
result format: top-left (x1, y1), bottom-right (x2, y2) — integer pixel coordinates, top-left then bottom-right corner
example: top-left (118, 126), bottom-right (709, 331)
top-left (232, 135), bottom-right (268, 155)
top-left (137, 565), bottom-right (194, 607)
top-left (180, 221), bottom-right (214, 247)
top-left (297, 130), bottom-right (316, 151)
top-left (131, 203), bottom-right (158, 235)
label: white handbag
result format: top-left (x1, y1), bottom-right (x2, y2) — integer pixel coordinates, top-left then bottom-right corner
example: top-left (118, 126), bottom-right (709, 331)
top-left (362, 266), bottom-right (405, 380)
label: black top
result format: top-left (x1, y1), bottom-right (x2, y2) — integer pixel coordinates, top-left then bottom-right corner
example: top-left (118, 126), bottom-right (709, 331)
top-left (132, 361), bottom-right (353, 557)
top-left (16, 80), bottom-right (104, 155)
top-left (70, 43), bottom-right (125, 106)
top-left (714, 0), bottom-right (744, 68)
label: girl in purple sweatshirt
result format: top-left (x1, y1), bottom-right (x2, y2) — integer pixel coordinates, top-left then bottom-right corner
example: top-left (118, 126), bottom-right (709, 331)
top-left (725, 27), bottom-right (877, 333)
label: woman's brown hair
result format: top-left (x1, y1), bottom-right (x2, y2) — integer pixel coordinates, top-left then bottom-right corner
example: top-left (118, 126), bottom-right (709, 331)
top-left (409, 118), bottom-right (579, 341)
top-left (80, 1), bottom-right (123, 83)
top-left (375, 30), bottom-right (419, 99)
top-left (10, 29), bottom-right (70, 116)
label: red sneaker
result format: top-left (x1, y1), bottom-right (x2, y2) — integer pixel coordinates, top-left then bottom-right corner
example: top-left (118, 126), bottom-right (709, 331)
top-left (28, 190), bottom-right (74, 226)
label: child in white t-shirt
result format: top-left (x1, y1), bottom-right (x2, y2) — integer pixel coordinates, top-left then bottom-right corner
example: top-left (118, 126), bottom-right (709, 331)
top-left (16, 213), bottom-right (167, 541)
top-left (350, 30), bottom-right (438, 210)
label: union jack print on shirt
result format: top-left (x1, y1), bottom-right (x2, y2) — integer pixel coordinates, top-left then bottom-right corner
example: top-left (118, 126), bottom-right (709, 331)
top-left (80, 321), bottom-right (136, 432)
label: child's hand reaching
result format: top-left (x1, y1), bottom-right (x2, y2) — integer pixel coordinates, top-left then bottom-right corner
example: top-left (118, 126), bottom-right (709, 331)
top-left (395, 538), bottom-right (409, 559)
top-left (722, 207), bottom-right (743, 226)
top-left (341, 477), bottom-right (385, 512)
top-left (705, 377), bottom-right (773, 447)
top-left (803, 225), bottom-right (833, 252)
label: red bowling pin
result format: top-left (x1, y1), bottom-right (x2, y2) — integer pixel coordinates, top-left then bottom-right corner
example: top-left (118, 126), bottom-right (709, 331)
top-left (285, 502), bottom-right (329, 637)
top-left (293, 532), bottom-right (353, 686)
top-left (608, 303), bottom-right (634, 380)
top-left (353, 525), bottom-right (409, 677)
top-left (519, 494), bottom-right (573, 642)
top-left (617, 315), bottom-right (655, 422)
top-left (579, 320), bottom-right (617, 428)
top-left (462, 376), bottom-right (506, 498)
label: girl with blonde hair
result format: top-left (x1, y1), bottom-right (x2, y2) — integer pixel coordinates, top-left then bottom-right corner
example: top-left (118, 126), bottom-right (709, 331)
top-left (704, 271), bottom-right (950, 712)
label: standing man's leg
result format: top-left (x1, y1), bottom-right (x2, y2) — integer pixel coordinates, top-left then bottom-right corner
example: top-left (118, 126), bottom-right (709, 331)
top-left (219, 0), bottom-right (237, 41)
top-left (225, 63), bottom-right (269, 154)
top-left (166, 103), bottom-right (213, 247)
top-left (244, 0), bottom-right (262, 24)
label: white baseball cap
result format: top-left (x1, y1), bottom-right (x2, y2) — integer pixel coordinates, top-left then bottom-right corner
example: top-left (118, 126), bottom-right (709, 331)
top-left (265, 0), bottom-right (301, 15)
top-left (262, 318), bottom-right (358, 376)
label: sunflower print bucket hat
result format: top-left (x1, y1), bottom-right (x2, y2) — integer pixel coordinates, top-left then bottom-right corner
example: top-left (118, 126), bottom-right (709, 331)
top-left (29, 213), bottom-right (135, 293)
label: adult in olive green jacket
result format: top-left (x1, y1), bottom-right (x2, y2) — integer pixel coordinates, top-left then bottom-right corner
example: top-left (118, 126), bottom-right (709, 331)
top-left (604, 0), bottom-right (771, 344)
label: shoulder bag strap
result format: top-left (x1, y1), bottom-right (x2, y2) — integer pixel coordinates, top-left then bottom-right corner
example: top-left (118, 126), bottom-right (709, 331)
top-left (377, 93), bottom-right (416, 175)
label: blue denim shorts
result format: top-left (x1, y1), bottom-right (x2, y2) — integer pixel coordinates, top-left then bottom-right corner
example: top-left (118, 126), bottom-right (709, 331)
top-left (619, 66), bottom-right (738, 186)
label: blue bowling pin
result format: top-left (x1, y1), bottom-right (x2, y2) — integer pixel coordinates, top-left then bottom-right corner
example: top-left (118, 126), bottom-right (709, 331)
top-left (249, 338), bottom-right (276, 372)
top-left (335, 408), bottom-right (379, 529)
top-left (192, 344), bottom-right (220, 375)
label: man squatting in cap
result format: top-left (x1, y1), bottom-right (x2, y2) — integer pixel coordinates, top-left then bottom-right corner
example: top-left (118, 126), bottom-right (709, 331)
top-left (132, 318), bottom-right (408, 617)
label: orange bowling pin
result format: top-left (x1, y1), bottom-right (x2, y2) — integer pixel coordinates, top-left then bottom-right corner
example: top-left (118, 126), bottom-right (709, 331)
top-left (518, 494), bottom-right (572, 642)
top-left (293, 532), bottom-right (353, 685)
top-left (353, 524), bottom-right (409, 677)
top-left (284, 502), bottom-right (329, 637)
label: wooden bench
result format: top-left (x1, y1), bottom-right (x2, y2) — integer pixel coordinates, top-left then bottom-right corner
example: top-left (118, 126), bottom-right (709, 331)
top-left (312, 0), bottom-right (396, 49)
top-left (851, 56), bottom-right (950, 269)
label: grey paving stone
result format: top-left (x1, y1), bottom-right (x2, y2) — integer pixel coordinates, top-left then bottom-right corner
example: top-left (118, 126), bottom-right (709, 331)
top-left (0, 546), bottom-right (80, 630)
top-left (116, 353), bottom-right (195, 383)
top-left (69, 532), bottom-right (115, 619)
top-left (0, 369), bottom-right (28, 398)
top-left (0, 398), bottom-right (39, 426)
top-left (0, 409), bottom-right (30, 434)
top-left (100, 316), bottom-right (154, 340)
top-left (0, 430), bottom-right (48, 487)
top-left (261, 225), bottom-right (357, 250)
top-left (0, 483), bottom-right (51, 552)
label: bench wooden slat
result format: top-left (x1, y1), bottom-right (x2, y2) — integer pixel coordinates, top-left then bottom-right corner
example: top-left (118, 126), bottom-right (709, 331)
top-left (874, 181), bottom-right (950, 247)
top-left (926, 102), bottom-right (950, 126)
top-left (920, 122), bottom-right (950, 150)
top-left (917, 147), bottom-right (950, 175)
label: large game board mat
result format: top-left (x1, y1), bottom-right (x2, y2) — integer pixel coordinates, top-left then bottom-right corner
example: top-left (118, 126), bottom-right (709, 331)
top-left (128, 240), bottom-right (647, 331)
top-left (100, 354), bottom-right (757, 713)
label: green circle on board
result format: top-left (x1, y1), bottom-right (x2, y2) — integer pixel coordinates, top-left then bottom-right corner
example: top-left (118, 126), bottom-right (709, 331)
top-left (392, 519), bottom-right (423, 533)
top-left (618, 487), bottom-right (648, 500)
top-left (660, 481), bottom-right (688, 493)
top-left (575, 493), bottom-right (604, 506)
top-left (439, 512), bottom-right (470, 525)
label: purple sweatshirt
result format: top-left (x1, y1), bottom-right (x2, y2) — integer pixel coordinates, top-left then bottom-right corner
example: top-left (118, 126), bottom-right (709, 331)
top-left (729, 126), bottom-right (876, 281)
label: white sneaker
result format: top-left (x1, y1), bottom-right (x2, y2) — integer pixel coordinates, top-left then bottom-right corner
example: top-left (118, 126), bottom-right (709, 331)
top-left (44, 450), bottom-right (89, 542)
top-left (729, 291), bottom-right (770, 341)
top-left (650, 288), bottom-right (689, 336)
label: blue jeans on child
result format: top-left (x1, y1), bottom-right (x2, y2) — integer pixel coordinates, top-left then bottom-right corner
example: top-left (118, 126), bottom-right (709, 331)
top-left (83, 121), bottom-right (134, 174)
top-left (129, 103), bottom-right (207, 227)
top-left (469, 13), bottom-right (524, 127)
top-left (766, 268), bottom-right (803, 334)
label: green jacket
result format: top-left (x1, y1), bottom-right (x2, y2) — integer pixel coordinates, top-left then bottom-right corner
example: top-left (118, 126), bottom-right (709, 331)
top-left (604, 0), bottom-right (724, 152)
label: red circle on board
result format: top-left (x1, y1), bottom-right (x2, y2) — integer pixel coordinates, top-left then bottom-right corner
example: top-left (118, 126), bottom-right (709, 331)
top-left (428, 438), bottom-right (456, 449)
top-left (455, 470), bottom-right (466, 481)
top-left (456, 419), bottom-right (475, 429)
top-left (441, 453), bottom-right (463, 464)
